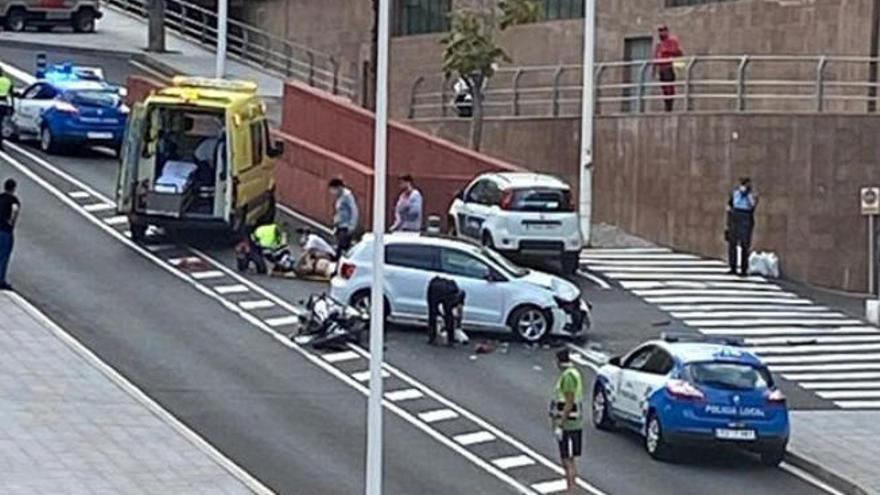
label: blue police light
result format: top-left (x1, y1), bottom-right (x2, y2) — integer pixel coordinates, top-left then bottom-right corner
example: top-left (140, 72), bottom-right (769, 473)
top-left (40, 63), bottom-right (106, 84)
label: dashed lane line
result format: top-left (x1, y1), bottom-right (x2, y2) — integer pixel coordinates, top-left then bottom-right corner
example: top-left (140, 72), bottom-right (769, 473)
top-left (418, 409), bottom-right (460, 424)
top-left (190, 270), bottom-right (225, 280)
top-left (492, 455), bottom-right (537, 470)
top-left (263, 315), bottom-right (301, 328)
top-left (454, 431), bottom-right (497, 446)
top-left (214, 284), bottom-right (250, 295)
top-left (321, 350), bottom-right (361, 363)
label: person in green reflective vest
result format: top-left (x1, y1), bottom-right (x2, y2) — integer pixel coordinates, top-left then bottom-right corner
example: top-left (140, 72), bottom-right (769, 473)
top-left (550, 349), bottom-right (584, 494)
top-left (0, 67), bottom-right (13, 152)
top-left (252, 222), bottom-right (294, 275)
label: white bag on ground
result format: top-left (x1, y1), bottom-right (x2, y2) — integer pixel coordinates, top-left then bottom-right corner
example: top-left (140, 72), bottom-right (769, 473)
top-left (748, 251), bottom-right (780, 278)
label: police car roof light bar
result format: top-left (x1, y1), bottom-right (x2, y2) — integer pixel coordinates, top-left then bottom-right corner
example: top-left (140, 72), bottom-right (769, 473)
top-left (660, 332), bottom-right (744, 347)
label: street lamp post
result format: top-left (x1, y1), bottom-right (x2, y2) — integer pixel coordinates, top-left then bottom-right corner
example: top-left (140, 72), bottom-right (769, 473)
top-left (215, 0), bottom-right (229, 78)
top-left (366, 0), bottom-right (390, 494)
top-left (578, 0), bottom-right (596, 245)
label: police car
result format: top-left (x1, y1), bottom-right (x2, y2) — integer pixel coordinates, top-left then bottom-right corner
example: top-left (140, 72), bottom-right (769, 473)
top-left (1, 64), bottom-right (128, 155)
top-left (592, 335), bottom-right (789, 465)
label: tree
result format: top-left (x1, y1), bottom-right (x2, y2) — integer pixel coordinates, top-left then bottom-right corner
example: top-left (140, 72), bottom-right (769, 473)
top-left (441, 1), bottom-right (541, 151)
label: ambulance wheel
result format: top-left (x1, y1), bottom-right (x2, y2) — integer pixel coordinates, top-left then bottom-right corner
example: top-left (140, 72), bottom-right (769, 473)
top-left (5, 9), bottom-right (27, 32)
top-left (72, 8), bottom-right (97, 33)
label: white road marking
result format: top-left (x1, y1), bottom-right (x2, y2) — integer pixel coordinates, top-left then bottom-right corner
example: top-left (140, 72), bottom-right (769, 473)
top-left (687, 318), bottom-right (864, 328)
top-left (4, 274), bottom-right (274, 495)
top-left (321, 350), bottom-right (361, 363)
top-left (626, 281), bottom-right (780, 291)
top-left (418, 409), bottom-right (460, 424)
top-left (145, 243), bottom-right (176, 252)
top-left (635, 288), bottom-right (796, 298)
top-left (817, 390), bottom-right (880, 400)
top-left (214, 284), bottom-right (250, 295)
top-left (454, 431), bottom-right (497, 446)
top-left (783, 372), bottom-right (880, 381)
top-left (589, 266), bottom-right (731, 273)
top-left (82, 202), bottom-right (115, 212)
top-left (772, 363), bottom-right (880, 373)
top-left (581, 247), bottom-right (671, 254)
top-left (834, 400), bottom-right (880, 409)
top-left (660, 304), bottom-right (828, 312)
top-left (103, 215), bottom-right (129, 226)
top-left (68, 190), bottom-right (91, 199)
top-left (385, 389), bottom-right (424, 402)
top-left (264, 315), bottom-right (301, 328)
top-left (746, 335), bottom-right (880, 346)
top-left (647, 296), bottom-right (812, 305)
top-left (606, 273), bottom-right (766, 282)
top-left (168, 256), bottom-right (202, 266)
top-left (780, 462), bottom-right (848, 495)
top-left (238, 300), bottom-right (276, 310)
top-left (763, 352), bottom-right (880, 365)
top-left (352, 370), bottom-right (390, 382)
top-left (575, 270), bottom-right (611, 290)
top-left (585, 259), bottom-right (725, 267)
top-left (673, 311), bottom-right (848, 319)
top-left (580, 253), bottom-right (697, 260)
top-left (700, 326), bottom-right (879, 336)
top-left (800, 381), bottom-right (880, 390)
top-left (190, 270), bottom-right (225, 280)
top-left (492, 455), bottom-right (536, 470)
top-left (1, 142), bottom-right (611, 495)
top-left (531, 479), bottom-right (569, 494)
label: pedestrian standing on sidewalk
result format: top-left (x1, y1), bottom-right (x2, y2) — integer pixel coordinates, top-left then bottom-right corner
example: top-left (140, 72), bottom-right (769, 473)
top-left (390, 174), bottom-right (423, 232)
top-left (653, 25), bottom-right (684, 112)
top-left (549, 349), bottom-right (584, 495)
top-left (726, 177), bottom-right (758, 276)
top-left (0, 67), bottom-right (14, 152)
top-left (329, 178), bottom-right (359, 259)
top-left (0, 178), bottom-right (20, 291)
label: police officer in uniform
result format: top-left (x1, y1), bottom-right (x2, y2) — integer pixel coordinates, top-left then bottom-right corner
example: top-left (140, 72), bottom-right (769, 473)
top-left (550, 349), bottom-right (583, 495)
top-left (726, 177), bottom-right (758, 276)
top-left (0, 67), bottom-right (14, 152)
top-left (426, 276), bottom-right (465, 346)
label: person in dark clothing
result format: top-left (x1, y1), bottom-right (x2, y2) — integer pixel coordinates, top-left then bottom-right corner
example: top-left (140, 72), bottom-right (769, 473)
top-left (727, 177), bottom-right (758, 276)
top-left (0, 178), bottom-right (21, 290)
top-left (427, 277), bottom-right (466, 347)
top-left (328, 178), bottom-right (359, 261)
top-left (653, 25), bottom-right (684, 112)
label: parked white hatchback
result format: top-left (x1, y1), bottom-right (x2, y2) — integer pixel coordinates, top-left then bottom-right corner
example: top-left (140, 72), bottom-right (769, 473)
top-left (447, 172), bottom-right (583, 273)
top-left (329, 233), bottom-right (590, 342)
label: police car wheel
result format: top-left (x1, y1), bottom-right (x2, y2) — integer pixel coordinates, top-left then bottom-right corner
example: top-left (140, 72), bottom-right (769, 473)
top-left (72, 10), bottom-right (96, 33)
top-left (509, 305), bottom-right (549, 342)
top-left (0, 116), bottom-right (16, 141)
top-left (645, 412), bottom-right (673, 461)
top-left (592, 385), bottom-right (614, 431)
top-left (759, 447), bottom-right (786, 467)
top-left (5, 10), bottom-right (26, 32)
top-left (40, 126), bottom-right (58, 153)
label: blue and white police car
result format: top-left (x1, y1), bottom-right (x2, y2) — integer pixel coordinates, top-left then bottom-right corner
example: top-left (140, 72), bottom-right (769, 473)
top-left (592, 335), bottom-right (789, 465)
top-left (1, 64), bottom-right (128, 155)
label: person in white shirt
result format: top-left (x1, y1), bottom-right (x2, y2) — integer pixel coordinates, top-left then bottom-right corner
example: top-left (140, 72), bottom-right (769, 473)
top-left (294, 228), bottom-right (336, 278)
top-left (391, 175), bottom-right (423, 232)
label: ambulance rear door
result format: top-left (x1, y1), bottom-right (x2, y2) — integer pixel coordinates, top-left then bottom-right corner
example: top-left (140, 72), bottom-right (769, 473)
top-left (116, 102), bottom-right (146, 213)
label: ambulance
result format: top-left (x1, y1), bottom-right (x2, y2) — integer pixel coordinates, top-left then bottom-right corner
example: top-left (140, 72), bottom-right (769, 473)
top-left (115, 77), bottom-right (283, 241)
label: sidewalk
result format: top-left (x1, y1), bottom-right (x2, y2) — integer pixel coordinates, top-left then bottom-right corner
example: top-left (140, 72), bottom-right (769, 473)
top-left (0, 7), bottom-right (283, 99)
top-left (0, 291), bottom-right (270, 494)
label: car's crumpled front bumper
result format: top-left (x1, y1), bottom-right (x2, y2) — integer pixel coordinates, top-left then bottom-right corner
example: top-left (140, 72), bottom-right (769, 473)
top-left (551, 297), bottom-right (590, 336)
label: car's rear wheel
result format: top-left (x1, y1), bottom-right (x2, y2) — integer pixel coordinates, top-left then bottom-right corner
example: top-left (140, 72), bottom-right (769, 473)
top-left (40, 126), bottom-right (59, 154)
top-left (592, 385), bottom-right (614, 431)
top-left (72, 9), bottom-right (96, 33)
top-left (5, 9), bottom-right (27, 32)
top-left (508, 305), bottom-right (550, 343)
top-left (130, 222), bottom-right (147, 243)
top-left (759, 446), bottom-right (786, 466)
top-left (645, 412), bottom-right (674, 461)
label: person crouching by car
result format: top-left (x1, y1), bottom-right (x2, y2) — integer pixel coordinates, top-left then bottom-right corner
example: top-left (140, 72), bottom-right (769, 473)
top-left (293, 228), bottom-right (336, 279)
top-left (254, 222), bottom-right (295, 275)
top-left (427, 276), bottom-right (466, 347)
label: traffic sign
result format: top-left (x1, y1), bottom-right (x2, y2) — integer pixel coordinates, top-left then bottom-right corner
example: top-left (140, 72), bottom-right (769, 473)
top-left (862, 187), bottom-right (880, 215)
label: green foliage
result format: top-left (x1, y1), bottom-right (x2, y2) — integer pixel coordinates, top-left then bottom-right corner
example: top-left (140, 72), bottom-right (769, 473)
top-left (498, 0), bottom-right (543, 30)
top-left (440, 9), bottom-right (509, 84)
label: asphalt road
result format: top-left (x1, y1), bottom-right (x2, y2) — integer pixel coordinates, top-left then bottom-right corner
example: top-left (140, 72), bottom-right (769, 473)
top-left (0, 46), bottom-right (835, 494)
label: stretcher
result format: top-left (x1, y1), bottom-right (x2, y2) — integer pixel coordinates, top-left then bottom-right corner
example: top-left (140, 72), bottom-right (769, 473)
top-left (145, 160), bottom-right (198, 217)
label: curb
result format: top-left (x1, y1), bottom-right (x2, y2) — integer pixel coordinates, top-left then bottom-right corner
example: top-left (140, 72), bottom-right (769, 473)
top-left (0, 36), bottom-right (139, 58)
top-left (784, 451), bottom-right (871, 495)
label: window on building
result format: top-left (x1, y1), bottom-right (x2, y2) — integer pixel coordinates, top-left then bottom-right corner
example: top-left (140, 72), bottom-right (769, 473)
top-left (542, 0), bottom-right (584, 20)
top-left (665, 0), bottom-right (737, 7)
top-left (392, 0), bottom-right (452, 36)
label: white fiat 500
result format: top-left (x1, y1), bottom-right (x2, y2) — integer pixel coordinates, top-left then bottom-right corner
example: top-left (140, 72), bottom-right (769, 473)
top-left (329, 233), bottom-right (590, 342)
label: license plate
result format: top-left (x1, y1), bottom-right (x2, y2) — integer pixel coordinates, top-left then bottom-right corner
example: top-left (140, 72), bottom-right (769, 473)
top-left (715, 428), bottom-right (756, 441)
top-left (525, 223), bottom-right (555, 231)
top-left (87, 132), bottom-right (113, 140)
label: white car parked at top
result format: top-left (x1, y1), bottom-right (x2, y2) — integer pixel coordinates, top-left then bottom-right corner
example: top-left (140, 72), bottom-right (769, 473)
top-left (447, 172), bottom-right (583, 274)
top-left (329, 233), bottom-right (590, 342)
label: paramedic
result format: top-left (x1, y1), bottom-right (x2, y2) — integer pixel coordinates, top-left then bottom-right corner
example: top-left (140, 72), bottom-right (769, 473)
top-left (328, 178), bottom-right (359, 259)
top-left (0, 67), bottom-right (13, 152)
top-left (253, 222), bottom-right (294, 274)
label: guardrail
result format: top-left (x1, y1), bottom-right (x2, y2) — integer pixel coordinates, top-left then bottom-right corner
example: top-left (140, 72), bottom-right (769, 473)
top-left (408, 55), bottom-right (880, 118)
top-left (105, 0), bottom-right (356, 98)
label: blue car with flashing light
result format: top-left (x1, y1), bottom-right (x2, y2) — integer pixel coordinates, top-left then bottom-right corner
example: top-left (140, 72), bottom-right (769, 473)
top-left (591, 335), bottom-right (789, 465)
top-left (1, 64), bottom-right (128, 155)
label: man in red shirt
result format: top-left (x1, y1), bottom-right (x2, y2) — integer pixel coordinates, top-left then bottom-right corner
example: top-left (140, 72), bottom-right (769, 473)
top-left (653, 25), bottom-right (684, 112)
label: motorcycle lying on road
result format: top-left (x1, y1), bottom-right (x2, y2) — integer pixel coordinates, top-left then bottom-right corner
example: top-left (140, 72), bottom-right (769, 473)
top-left (290, 294), bottom-right (369, 350)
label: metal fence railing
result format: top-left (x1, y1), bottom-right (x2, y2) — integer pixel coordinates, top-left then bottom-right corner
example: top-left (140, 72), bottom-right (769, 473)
top-left (408, 55), bottom-right (880, 118)
top-left (105, 0), bottom-right (356, 99)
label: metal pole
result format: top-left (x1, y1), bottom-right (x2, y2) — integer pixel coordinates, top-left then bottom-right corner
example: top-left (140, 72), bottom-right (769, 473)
top-left (578, 0), bottom-right (596, 245)
top-left (215, 0), bottom-right (229, 78)
top-left (366, 0), bottom-right (389, 493)
top-left (871, 215), bottom-right (876, 295)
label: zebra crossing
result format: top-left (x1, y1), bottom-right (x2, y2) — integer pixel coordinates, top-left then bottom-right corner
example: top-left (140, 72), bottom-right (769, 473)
top-left (582, 247), bottom-right (880, 410)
